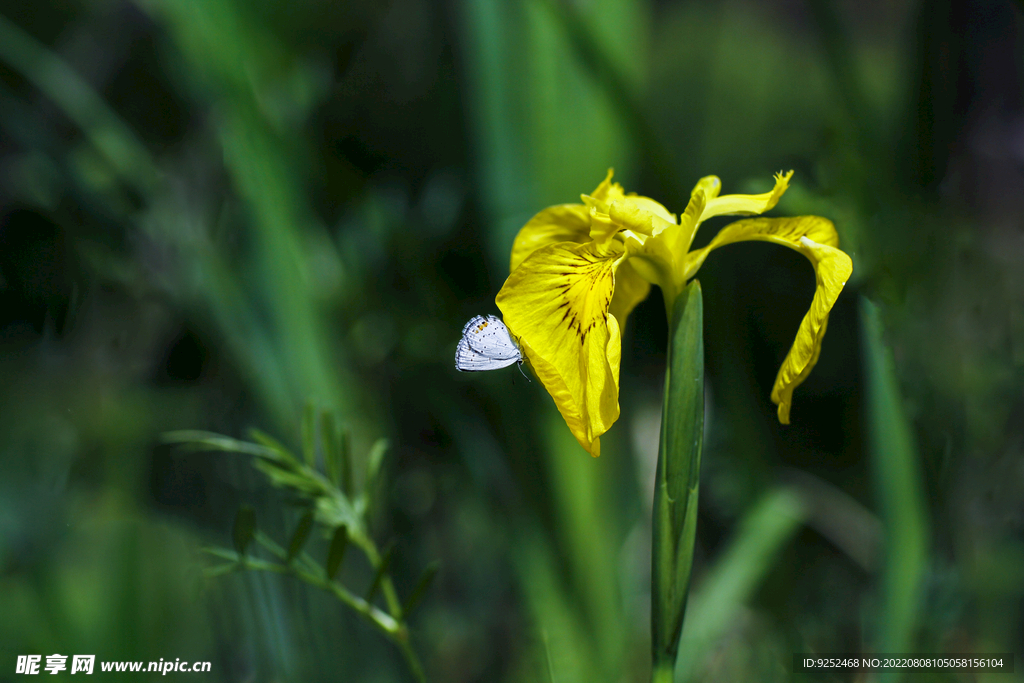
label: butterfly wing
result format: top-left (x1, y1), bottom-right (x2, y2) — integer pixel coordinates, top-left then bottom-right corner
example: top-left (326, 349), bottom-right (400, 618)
top-left (455, 315), bottom-right (523, 371)
top-left (462, 315), bottom-right (521, 361)
top-left (455, 336), bottom-right (521, 371)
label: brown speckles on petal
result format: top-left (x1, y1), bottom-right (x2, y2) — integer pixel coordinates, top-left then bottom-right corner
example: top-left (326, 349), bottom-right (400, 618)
top-left (548, 257), bottom-right (614, 344)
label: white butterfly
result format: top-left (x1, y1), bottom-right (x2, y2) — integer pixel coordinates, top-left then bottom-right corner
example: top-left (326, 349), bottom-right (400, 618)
top-left (455, 315), bottom-right (529, 379)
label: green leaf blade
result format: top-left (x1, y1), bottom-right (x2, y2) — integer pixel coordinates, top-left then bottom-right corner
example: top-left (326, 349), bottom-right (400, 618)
top-left (366, 541), bottom-right (396, 604)
top-left (287, 510), bottom-right (316, 563)
top-left (651, 279), bottom-right (704, 673)
top-left (249, 429), bottom-right (299, 463)
top-left (859, 298), bottom-right (929, 656)
top-left (162, 430), bottom-right (279, 460)
top-left (362, 438), bottom-right (390, 509)
top-left (401, 560), bottom-right (440, 617)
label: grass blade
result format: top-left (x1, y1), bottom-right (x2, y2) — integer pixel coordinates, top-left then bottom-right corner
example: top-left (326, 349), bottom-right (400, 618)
top-left (860, 298), bottom-right (929, 657)
top-left (0, 13), bottom-right (159, 195)
top-left (676, 488), bottom-right (807, 682)
top-left (401, 560), bottom-right (440, 617)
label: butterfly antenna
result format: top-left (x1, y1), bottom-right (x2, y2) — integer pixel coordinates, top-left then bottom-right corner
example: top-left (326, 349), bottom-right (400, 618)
top-left (516, 360), bottom-right (532, 383)
top-left (509, 332), bottom-right (532, 383)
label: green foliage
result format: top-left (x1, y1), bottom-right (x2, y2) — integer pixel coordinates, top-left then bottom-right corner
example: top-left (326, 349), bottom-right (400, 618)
top-left (164, 408), bottom-right (435, 683)
top-left (675, 489), bottom-right (807, 682)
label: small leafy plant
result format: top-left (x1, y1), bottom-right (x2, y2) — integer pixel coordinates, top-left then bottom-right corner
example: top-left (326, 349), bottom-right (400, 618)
top-left (164, 405), bottom-right (437, 683)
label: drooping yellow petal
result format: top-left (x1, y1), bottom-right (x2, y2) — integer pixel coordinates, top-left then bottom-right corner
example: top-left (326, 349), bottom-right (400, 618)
top-left (770, 234), bottom-right (851, 423)
top-left (700, 170), bottom-right (792, 221)
top-left (509, 204), bottom-right (592, 273)
top-left (682, 216), bottom-right (853, 423)
top-left (496, 241), bottom-right (625, 456)
top-left (681, 214), bottom-right (841, 279)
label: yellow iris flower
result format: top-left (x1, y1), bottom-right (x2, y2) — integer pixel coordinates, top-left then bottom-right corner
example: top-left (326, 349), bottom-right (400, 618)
top-left (495, 170), bottom-right (853, 457)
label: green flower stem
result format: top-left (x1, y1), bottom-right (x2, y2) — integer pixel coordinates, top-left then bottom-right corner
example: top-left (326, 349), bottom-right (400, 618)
top-left (652, 662), bottom-right (677, 683)
top-left (361, 540), bottom-right (405, 620)
top-left (651, 280), bottom-right (704, 682)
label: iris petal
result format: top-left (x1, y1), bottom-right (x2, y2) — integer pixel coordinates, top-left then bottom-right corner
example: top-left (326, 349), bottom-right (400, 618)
top-left (509, 204), bottom-right (592, 273)
top-left (497, 241), bottom-right (625, 456)
top-left (682, 215), bottom-right (853, 423)
top-left (771, 235), bottom-right (852, 423)
top-left (608, 199), bottom-right (676, 237)
top-left (671, 184), bottom-right (710, 259)
top-left (701, 170), bottom-right (792, 220)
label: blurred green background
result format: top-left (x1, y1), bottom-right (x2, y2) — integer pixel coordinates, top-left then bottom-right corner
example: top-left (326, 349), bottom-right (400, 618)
top-left (0, 0), bottom-right (1022, 680)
